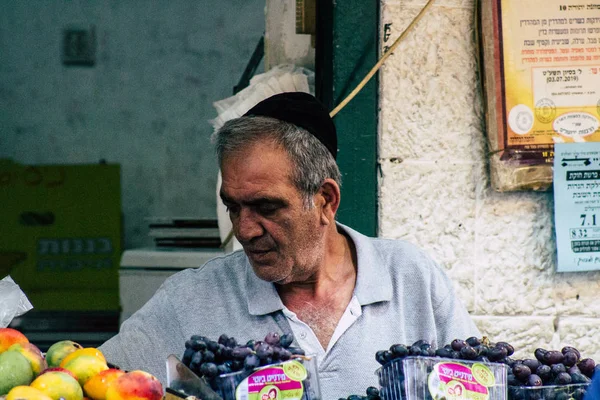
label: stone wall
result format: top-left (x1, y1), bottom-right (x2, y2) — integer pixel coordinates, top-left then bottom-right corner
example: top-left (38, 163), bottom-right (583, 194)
top-left (378, 0), bottom-right (600, 360)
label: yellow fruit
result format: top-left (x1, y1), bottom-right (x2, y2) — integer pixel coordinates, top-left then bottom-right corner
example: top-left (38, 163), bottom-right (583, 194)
top-left (30, 371), bottom-right (83, 400)
top-left (83, 368), bottom-right (125, 400)
top-left (62, 354), bottom-right (108, 386)
top-left (46, 341), bottom-right (83, 368)
top-left (60, 348), bottom-right (106, 368)
top-left (7, 385), bottom-right (53, 400)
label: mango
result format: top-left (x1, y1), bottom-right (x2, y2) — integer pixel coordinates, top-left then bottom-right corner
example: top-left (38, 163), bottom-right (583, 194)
top-left (8, 342), bottom-right (48, 376)
top-left (46, 340), bottom-right (83, 368)
top-left (7, 385), bottom-right (53, 400)
top-left (0, 350), bottom-right (34, 395)
top-left (105, 370), bottom-right (163, 400)
top-left (62, 354), bottom-right (109, 386)
top-left (30, 370), bottom-right (84, 400)
top-left (83, 368), bottom-right (126, 400)
top-left (0, 327), bottom-right (29, 353)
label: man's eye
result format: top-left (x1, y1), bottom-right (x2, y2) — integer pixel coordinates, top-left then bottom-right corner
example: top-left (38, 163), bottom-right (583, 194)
top-left (225, 204), bottom-right (240, 214)
top-left (258, 204), bottom-right (279, 215)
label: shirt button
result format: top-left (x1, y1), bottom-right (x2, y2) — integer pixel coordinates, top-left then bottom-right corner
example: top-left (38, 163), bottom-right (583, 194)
top-left (300, 331), bottom-right (307, 339)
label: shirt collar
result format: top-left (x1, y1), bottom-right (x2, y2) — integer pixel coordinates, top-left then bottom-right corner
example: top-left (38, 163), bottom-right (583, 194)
top-left (246, 222), bottom-right (392, 316)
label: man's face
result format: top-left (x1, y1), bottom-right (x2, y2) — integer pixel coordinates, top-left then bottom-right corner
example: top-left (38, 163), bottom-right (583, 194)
top-left (220, 139), bottom-right (325, 284)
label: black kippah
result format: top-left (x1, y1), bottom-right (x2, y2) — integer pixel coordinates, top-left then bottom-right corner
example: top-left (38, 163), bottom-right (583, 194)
top-left (243, 92), bottom-right (337, 159)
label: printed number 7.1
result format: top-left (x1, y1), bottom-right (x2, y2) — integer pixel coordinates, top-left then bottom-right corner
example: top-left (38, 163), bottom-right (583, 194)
top-left (580, 214), bottom-right (597, 226)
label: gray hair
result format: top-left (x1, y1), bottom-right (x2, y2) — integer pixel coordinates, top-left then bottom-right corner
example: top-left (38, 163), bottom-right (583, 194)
top-left (213, 116), bottom-right (342, 208)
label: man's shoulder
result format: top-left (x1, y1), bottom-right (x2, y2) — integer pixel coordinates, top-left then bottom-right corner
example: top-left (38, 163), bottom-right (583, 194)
top-left (162, 250), bottom-right (248, 290)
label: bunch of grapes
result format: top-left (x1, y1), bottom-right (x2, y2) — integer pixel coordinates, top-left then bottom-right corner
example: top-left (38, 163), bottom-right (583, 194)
top-left (181, 331), bottom-right (304, 391)
top-left (507, 346), bottom-right (597, 400)
top-left (375, 337), bottom-right (514, 367)
top-left (375, 337), bottom-right (514, 400)
top-left (338, 386), bottom-right (381, 400)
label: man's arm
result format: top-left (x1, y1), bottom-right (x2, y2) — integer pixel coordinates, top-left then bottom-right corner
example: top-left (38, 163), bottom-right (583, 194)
top-left (99, 280), bottom-right (185, 385)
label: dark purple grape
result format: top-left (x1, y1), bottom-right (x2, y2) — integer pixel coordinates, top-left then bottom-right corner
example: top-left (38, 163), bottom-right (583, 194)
top-left (527, 374), bottom-right (543, 387)
top-left (190, 351), bottom-right (203, 371)
top-left (507, 373), bottom-right (519, 386)
top-left (577, 358), bottom-right (596, 377)
top-left (551, 363), bottom-right (567, 376)
top-left (466, 336), bottom-right (481, 347)
top-left (260, 356), bottom-right (273, 366)
top-left (573, 388), bottom-right (587, 400)
top-left (513, 364), bottom-right (532, 382)
top-left (255, 343), bottom-right (273, 359)
top-left (554, 372), bottom-right (572, 385)
top-left (534, 348), bottom-right (548, 362)
top-left (366, 387), bottom-right (379, 397)
top-left (182, 347), bottom-right (195, 365)
top-left (407, 345), bottom-right (421, 356)
top-left (451, 339), bottom-right (467, 351)
top-left (561, 346), bottom-right (581, 359)
top-left (411, 339), bottom-right (428, 347)
top-left (264, 332), bottom-right (280, 346)
top-left (190, 339), bottom-right (207, 351)
top-left (202, 350), bottom-right (215, 363)
top-left (232, 359), bottom-right (244, 371)
top-left (279, 348), bottom-right (292, 361)
top-left (460, 345), bottom-right (478, 360)
top-left (536, 365), bottom-right (552, 383)
top-left (435, 348), bottom-right (454, 358)
top-left (495, 342), bottom-right (515, 356)
top-left (225, 337), bottom-right (238, 348)
top-left (218, 334), bottom-right (229, 345)
top-left (288, 346), bottom-right (305, 356)
top-left (523, 359), bottom-right (541, 372)
top-left (563, 351), bottom-right (579, 367)
top-left (568, 365), bottom-right (581, 375)
top-left (543, 351), bottom-right (565, 366)
top-left (475, 345), bottom-right (490, 357)
top-left (206, 341), bottom-right (219, 353)
top-left (390, 344), bottom-right (409, 358)
top-left (200, 362), bottom-right (219, 378)
top-left (231, 346), bottom-right (253, 360)
top-left (487, 346), bottom-right (508, 362)
top-left (375, 350), bottom-right (388, 365)
top-left (570, 371), bottom-right (591, 384)
top-left (279, 333), bottom-right (294, 348)
top-left (217, 363), bottom-right (231, 375)
top-left (244, 354), bottom-right (260, 370)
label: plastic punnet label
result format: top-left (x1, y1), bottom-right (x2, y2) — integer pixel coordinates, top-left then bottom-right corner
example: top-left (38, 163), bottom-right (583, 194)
top-left (427, 361), bottom-right (494, 400)
top-left (235, 360), bottom-right (306, 400)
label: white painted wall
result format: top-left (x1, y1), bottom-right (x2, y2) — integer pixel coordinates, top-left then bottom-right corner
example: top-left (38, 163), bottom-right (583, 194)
top-left (379, 0), bottom-right (600, 360)
top-left (0, 1), bottom-right (265, 249)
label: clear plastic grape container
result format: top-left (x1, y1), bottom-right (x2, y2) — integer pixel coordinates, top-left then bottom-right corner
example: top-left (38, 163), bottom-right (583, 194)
top-left (376, 356), bottom-right (509, 400)
top-left (214, 355), bottom-right (322, 400)
top-left (507, 383), bottom-right (590, 400)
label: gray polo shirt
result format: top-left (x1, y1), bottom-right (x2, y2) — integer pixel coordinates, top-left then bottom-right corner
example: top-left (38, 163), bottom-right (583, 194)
top-left (100, 223), bottom-right (479, 399)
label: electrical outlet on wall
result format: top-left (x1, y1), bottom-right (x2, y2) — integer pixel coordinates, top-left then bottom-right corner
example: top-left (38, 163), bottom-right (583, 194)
top-left (62, 26), bottom-right (96, 66)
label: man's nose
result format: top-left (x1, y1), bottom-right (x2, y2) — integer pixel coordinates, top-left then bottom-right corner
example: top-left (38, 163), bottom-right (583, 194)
top-left (234, 208), bottom-right (263, 242)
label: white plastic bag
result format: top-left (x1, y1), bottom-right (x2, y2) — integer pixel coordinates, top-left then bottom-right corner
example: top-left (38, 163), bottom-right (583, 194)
top-left (0, 276), bottom-right (33, 328)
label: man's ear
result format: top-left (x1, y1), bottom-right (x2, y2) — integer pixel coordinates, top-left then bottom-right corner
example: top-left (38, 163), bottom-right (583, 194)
top-left (317, 179), bottom-right (341, 225)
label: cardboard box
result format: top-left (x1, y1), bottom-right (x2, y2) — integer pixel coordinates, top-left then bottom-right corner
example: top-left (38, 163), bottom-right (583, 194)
top-left (0, 160), bottom-right (121, 311)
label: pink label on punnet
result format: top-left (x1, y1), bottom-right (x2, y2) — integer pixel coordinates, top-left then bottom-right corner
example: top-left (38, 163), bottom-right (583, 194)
top-left (235, 362), bottom-right (305, 400)
top-left (427, 362), bottom-right (493, 400)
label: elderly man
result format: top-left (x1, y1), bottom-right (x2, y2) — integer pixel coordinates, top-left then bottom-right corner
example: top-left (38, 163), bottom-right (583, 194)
top-left (99, 92), bottom-right (479, 399)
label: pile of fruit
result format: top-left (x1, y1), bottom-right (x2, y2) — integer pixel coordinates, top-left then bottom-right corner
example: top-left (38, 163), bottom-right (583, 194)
top-left (0, 327), bottom-right (163, 400)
